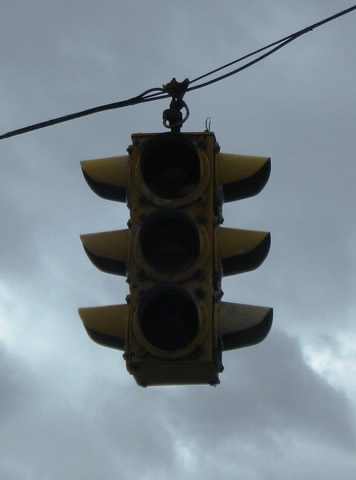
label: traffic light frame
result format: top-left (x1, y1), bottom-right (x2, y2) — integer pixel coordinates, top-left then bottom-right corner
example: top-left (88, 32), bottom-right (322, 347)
top-left (79, 131), bottom-right (272, 387)
top-left (125, 132), bottom-right (221, 386)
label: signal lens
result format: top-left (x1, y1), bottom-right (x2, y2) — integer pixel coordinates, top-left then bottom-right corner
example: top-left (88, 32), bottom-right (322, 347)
top-left (140, 133), bottom-right (200, 199)
top-left (138, 285), bottom-right (199, 350)
top-left (139, 210), bottom-right (200, 274)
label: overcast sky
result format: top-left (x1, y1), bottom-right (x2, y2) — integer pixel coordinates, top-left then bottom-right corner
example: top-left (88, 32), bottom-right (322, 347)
top-left (1, 1), bottom-right (356, 479)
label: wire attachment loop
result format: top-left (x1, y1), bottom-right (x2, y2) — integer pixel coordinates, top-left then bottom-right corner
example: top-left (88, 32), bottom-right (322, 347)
top-left (162, 78), bottom-right (190, 132)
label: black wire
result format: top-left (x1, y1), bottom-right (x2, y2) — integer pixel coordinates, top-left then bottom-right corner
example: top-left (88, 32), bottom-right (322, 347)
top-left (189, 37), bottom-right (290, 86)
top-left (1, 5), bottom-right (355, 141)
top-left (188, 5), bottom-right (356, 91)
top-left (187, 36), bottom-right (297, 92)
top-left (0, 88), bottom-right (167, 140)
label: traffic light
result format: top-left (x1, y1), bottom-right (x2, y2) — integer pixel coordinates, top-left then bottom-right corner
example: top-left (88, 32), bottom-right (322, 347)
top-left (79, 131), bottom-right (272, 387)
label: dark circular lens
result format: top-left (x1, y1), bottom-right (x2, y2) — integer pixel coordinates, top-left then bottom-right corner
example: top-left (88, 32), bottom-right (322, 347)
top-left (139, 210), bottom-right (200, 274)
top-left (141, 133), bottom-right (200, 200)
top-left (138, 285), bottom-right (199, 350)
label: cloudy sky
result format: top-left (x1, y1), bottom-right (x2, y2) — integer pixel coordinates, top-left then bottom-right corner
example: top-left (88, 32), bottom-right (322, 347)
top-left (1, 1), bottom-right (356, 479)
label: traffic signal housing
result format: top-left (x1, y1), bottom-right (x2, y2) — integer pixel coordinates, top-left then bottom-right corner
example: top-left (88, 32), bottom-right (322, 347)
top-left (79, 131), bottom-right (272, 386)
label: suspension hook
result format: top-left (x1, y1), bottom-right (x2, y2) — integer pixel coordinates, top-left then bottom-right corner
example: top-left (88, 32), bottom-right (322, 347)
top-left (162, 78), bottom-right (190, 132)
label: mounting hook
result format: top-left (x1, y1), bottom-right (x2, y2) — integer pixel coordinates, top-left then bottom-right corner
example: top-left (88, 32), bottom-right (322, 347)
top-left (162, 78), bottom-right (190, 132)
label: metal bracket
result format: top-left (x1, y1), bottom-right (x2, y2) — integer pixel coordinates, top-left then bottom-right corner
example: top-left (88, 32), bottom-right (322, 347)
top-left (162, 78), bottom-right (190, 132)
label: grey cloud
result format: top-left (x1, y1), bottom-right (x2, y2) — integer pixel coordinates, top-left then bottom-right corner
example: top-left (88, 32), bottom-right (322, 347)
top-left (0, 343), bottom-right (38, 416)
top-left (1, 1), bottom-right (355, 479)
top-left (163, 330), bottom-right (356, 449)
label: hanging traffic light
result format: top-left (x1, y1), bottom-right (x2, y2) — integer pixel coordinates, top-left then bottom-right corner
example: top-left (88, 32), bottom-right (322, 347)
top-left (79, 131), bottom-right (272, 387)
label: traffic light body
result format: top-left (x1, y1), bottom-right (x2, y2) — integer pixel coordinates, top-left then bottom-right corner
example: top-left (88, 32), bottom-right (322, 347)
top-left (79, 131), bottom-right (272, 387)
